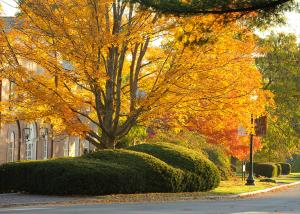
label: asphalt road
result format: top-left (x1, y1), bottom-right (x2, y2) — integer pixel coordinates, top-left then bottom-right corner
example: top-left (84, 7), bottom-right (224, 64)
top-left (0, 185), bottom-right (299, 214)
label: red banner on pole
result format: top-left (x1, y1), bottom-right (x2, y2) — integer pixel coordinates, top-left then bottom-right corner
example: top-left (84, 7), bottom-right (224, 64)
top-left (255, 116), bottom-right (267, 136)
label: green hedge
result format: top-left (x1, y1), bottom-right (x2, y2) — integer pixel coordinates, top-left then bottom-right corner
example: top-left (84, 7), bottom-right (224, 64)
top-left (255, 163), bottom-right (278, 178)
top-left (275, 163), bottom-right (282, 177)
top-left (129, 143), bottom-right (220, 191)
top-left (278, 163), bottom-right (291, 175)
top-left (0, 150), bottom-right (184, 195)
top-left (0, 146), bottom-right (220, 195)
top-left (84, 149), bottom-right (184, 193)
top-left (0, 158), bottom-right (139, 195)
top-left (202, 146), bottom-right (232, 180)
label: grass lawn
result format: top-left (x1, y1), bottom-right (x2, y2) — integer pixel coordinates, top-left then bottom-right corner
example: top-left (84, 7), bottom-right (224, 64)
top-left (211, 177), bottom-right (277, 195)
top-left (275, 173), bottom-right (300, 184)
top-left (213, 173), bottom-right (300, 195)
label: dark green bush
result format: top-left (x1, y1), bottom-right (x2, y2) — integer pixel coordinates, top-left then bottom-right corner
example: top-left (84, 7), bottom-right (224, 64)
top-left (201, 145), bottom-right (232, 180)
top-left (255, 163), bottom-right (278, 178)
top-left (0, 158), bottom-right (138, 195)
top-left (275, 164), bottom-right (282, 177)
top-left (0, 145), bottom-right (221, 195)
top-left (84, 149), bottom-right (184, 193)
top-left (0, 150), bottom-right (184, 195)
top-left (278, 163), bottom-right (292, 175)
top-left (129, 143), bottom-right (220, 191)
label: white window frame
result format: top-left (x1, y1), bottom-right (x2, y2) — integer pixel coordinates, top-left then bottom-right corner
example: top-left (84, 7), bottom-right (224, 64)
top-left (43, 135), bottom-right (48, 160)
top-left (7, 132), bottom-right (15, 162)
top-left (63, 137), bottom-right (69, 157)
top-left (26, 141), bottom-right (33, 160)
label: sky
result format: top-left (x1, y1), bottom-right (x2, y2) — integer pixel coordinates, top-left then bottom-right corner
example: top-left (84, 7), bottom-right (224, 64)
top-left (0, 0), bottom-right (300, 41)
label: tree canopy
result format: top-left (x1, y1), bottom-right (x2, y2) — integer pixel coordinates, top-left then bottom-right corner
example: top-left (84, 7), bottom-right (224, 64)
top-left (0, 0), bottom-right (271, 151)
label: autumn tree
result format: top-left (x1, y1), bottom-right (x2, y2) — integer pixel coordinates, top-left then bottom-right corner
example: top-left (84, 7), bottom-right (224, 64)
top-left (143, 17), bottom-right (271, 159)
top-left (0, 0), bottom-right (270, 149)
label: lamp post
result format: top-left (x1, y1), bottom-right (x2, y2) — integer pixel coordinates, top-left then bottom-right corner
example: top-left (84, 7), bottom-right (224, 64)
top-left (246, 114), bottom-right (255, 186)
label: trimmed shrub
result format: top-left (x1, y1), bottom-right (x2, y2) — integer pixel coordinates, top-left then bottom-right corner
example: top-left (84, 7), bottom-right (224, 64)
top-left (202, 146), bottom-right (232, 180)
top-left (278, 163), bottom-right (292, 175)
top-left (255, 163), bottom-right (278, 178)
top-left (129, 143), bottom-right (220, 191)
top-left (275, 164), bottom-right (282, 177)
top-left (0, 158), bottom-right (138, 195)
top-left (0, 150), bottom-right (184, 195)
top-left (84, 149), bottom-right (185, 193)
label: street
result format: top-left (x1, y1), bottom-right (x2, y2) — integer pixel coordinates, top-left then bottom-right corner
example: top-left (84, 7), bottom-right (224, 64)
top-left (0, 185), bottom-right (299, 214)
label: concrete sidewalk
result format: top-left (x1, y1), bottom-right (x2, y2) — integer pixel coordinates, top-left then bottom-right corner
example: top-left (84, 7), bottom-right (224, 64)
top-left (0, 181), bottom-right (299, 208)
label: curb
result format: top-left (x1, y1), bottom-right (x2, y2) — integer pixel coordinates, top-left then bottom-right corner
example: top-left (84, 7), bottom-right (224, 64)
top-left (206, 181), bottom-right (300, 200)
top-left (237, 181), bottom-right (300, 198)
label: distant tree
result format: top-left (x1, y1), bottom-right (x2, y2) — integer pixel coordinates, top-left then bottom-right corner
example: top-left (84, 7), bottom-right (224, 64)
top-left (255, 33), bottom-right (300, 161)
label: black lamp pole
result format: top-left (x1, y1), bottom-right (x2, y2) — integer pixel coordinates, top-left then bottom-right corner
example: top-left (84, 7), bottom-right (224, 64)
top-left (246, 114), bottom-right (255, 186)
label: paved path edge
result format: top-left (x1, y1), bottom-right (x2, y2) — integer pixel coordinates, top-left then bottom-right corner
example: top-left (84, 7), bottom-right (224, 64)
top-left (1, 181), bottom-right (300, 208)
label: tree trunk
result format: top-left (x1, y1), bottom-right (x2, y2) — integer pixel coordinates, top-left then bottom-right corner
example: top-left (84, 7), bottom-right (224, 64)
top-left (101, 133), bottom-right (116, 149)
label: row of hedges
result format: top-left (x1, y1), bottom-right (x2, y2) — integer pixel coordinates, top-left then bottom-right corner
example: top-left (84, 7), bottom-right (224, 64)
top-left (247, 162), bottom-right (291, 178)
top-left (256, 163), bottom-right (278, 178)
top-left (0, 143), bottom-right (220, 195)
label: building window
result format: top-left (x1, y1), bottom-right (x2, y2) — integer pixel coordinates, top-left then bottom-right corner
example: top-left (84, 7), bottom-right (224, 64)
top-left (7, 132), bottom-right (15, 162)
top-left (83, 140), bottom-right (90, 155)
top-left (24, 125), bottom-right (36, 161)
top-left (40, 127), bottom-right (49, 160)
top-left (63, 138), bottom-right (69, 157)
top-left (25, 141), bottom-right (33, 160)
top-left (43, 135), bottom-right (48, 160)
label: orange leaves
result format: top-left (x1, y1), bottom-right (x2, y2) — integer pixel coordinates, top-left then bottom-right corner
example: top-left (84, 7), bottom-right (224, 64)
top-left (0, 1), bottom-right (272, 149)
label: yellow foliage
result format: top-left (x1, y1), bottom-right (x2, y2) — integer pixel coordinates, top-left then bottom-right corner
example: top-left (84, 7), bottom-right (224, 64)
top-left (0, 1), bottom-right (272, 148)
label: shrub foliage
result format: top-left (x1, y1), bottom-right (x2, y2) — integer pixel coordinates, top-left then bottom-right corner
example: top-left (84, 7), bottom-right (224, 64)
top-left (275, 163), bottom-right (282, 177)
top-left (202, 146), bottom-right (232, 180)
top-left (129, 143), bottom-right (220, 191)
top-left (278, 163), bottom-right (291, 175)
top-left (255, 163), bottom-right (278, 178)
top-left (0, 144), bottom-right (220, 195)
